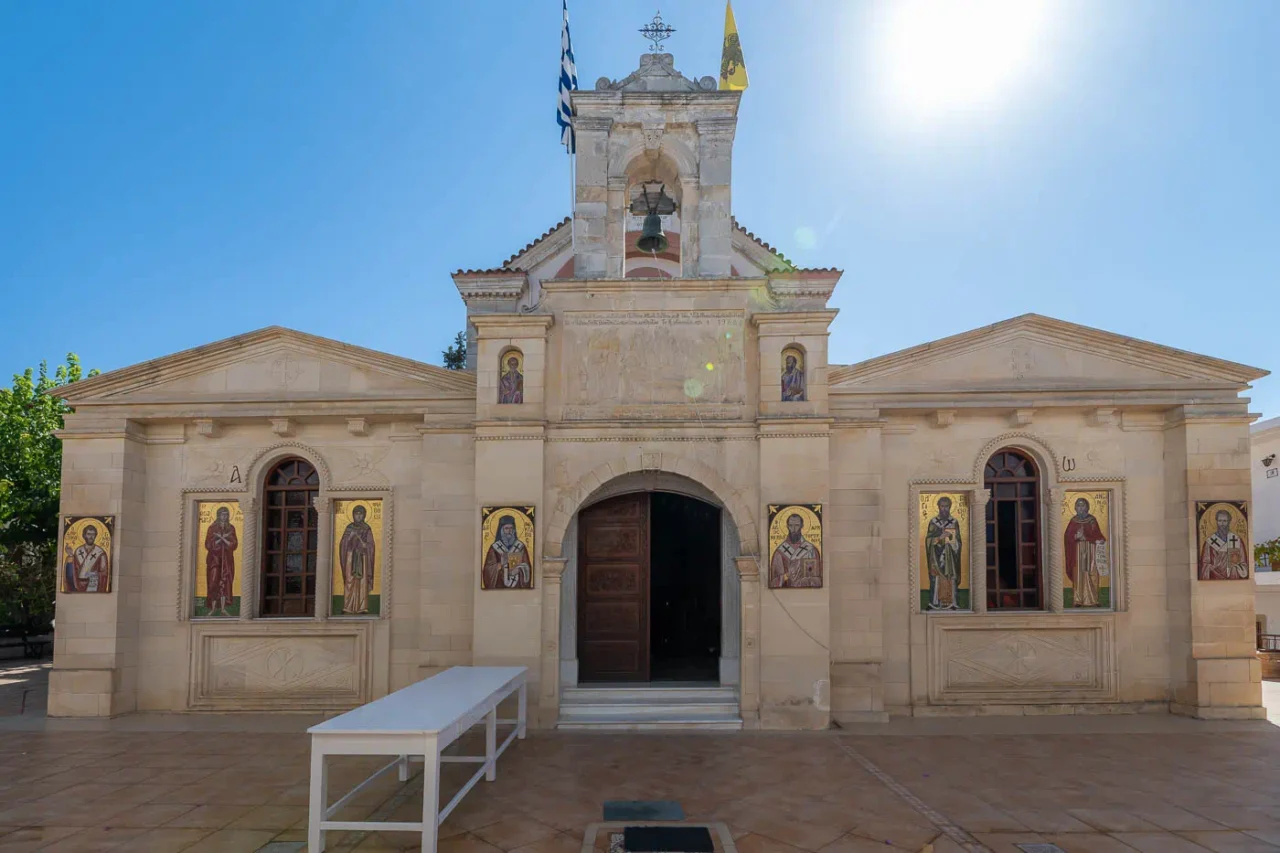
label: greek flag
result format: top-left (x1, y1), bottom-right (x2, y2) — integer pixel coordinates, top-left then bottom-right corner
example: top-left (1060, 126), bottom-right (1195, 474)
top-left (558, 0), bottom-right (578, 153)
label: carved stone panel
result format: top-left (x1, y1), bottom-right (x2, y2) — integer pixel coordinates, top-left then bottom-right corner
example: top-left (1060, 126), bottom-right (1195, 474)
top-left (561, 310), bottom-right (746, 420)
top-left (189, 622), bottom-right (370, 710)
top-left (927, 615), bottom-right (1116, 704)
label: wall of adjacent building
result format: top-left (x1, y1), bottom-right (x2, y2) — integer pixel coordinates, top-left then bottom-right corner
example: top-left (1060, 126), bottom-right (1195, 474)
top-left (1253, 417), bottom-right (1280, 551)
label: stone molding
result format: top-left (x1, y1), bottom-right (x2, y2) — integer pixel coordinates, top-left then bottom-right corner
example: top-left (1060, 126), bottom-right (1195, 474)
top-left (926, 614), bottom-right (1118, 704)
top-left (545, 452), bottom-right (759, 558)
top-left (187, 620), bottom-right (372, 711)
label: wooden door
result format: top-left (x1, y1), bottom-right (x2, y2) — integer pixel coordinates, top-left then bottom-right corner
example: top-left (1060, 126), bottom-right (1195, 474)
top-left (578, 494), bottom-right (650, 682)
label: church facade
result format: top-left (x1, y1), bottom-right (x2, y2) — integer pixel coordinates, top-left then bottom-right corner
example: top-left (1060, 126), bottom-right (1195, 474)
top-left (47, 53), bottom-right (1268, 728)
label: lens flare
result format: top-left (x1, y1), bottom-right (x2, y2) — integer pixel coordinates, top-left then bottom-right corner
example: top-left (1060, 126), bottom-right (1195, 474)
top-left (683, 378), bottom-right (705, 398)
top-left (705, 363), bottom-right (715, 371)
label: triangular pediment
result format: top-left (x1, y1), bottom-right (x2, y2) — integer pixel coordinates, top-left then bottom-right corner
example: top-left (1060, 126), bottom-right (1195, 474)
top-left (830, 314), bottom-right (1266, 393)
top-left (58, 327), bottom-right (476, 405)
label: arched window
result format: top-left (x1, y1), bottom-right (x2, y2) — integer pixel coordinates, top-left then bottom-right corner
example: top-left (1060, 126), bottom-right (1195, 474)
top-left (984, 449), bottom-right (1042, 610)
top-left (260, 458), bottom-right (320, 617)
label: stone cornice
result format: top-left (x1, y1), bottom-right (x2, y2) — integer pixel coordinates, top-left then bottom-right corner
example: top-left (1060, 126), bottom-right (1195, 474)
top-left (572, 115), bottom-right (614, 133)
top-left (470, 314), bottom-right (555, 334)
top-left (767, 274), bottom-right (841, 301)
top-left (540, 277), bottom-right (758, 296)
top-left (751, 309), bottom-right (840, 329)
top-left (54, 326), bottom-right (477, 403)
top-left (452, 272), bottom-right (527, 303)
top-left (831, 313), bottom-right (1267, 389)
top-left (696, 115), bottom-right (739, 135)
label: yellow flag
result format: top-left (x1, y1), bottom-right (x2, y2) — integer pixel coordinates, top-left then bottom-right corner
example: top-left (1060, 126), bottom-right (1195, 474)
top-left (719, 0), bottom-right (748, 91)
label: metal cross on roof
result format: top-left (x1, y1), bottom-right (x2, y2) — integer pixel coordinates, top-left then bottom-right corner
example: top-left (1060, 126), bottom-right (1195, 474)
top-left (639, 11), bottom-right (675, 53)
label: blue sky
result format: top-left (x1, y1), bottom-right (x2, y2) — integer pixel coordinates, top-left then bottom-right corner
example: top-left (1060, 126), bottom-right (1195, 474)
top-left (1, 1), bottom-right (1277, 415)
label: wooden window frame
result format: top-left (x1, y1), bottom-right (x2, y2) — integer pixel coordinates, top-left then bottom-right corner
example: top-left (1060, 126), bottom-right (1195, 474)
top-left (259, 457), bottom-right (320, 617)
top-left (984, 448), bottom-right (1043, 610)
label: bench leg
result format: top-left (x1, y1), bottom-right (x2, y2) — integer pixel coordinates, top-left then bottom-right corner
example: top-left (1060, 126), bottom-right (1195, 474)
top-left (398, 755), bottom-right (410, 783)
top-left (517, 682), bottom-right (527, 739)
top-left (308, 745), bottom-right (327, 852)
top-left (421, 749), bottom-right (441, 853)
top-left (485, 708), bottom-right (497, 782)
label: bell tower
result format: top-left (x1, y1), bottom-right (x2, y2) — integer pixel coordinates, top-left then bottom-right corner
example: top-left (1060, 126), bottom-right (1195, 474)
top-left (569, 51), bottom-right (740, 279)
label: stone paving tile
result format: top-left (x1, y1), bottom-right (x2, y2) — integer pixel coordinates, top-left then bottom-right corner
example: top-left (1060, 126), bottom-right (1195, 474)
top-left (1110, 831), bottom-right (1218, 852)
top-left (180, 828), bottom-right (279, 852)
top-left (3, 709), bottom-right (1280, 853)
top-left (1179, 831), bottom-right (1280, 852)
top-left (1041, 835), bottom-right (1149, 853)
top-left (125, 827), bottom-right (217, 853)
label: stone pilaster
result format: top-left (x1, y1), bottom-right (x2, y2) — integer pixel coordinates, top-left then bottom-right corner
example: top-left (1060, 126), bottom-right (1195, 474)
top-left (696, 116), bottom-right (736, 276)
top-left (540, 556), bottom-right (568, 725)
top-left (239, 496), bottom-right (258, 621)
top-left (313, 495), bottom-right (332, 620)
top-left (48, 419), bottom-right (147, 717)
top-left (606, 176), bottom-right (627, 279)
top-left (736, 556), bottom-right (761, 726)
top-left (680, 177), bottom-right (700, 276)
top-left (970, 487), bottom-right (990, 614)
top-left (1048, 487), bottom-right (1065, 613)
top-left (1166, 406), bottom-right (1264, 719)
top-left (572, 116), bottom-right (613, 279)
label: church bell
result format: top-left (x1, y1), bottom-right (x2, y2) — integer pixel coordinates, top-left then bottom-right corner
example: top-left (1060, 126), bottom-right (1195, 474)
top-left (637, 213), bottom-right (668, 255)
top-left (635, 182), bottom-right (671, 255)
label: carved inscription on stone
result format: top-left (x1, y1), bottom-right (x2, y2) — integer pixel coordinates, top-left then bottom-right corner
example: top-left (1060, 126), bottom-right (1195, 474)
top-left (562, 310), bottom-right (746, 419)
top-left (944, 628), bottom-right (1099, 692)
top-left (209, 635), bottom-right (358, 694)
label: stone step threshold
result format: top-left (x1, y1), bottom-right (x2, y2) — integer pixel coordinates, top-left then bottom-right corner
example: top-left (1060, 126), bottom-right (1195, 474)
top-left (556, 713), bottom-right (744, 731)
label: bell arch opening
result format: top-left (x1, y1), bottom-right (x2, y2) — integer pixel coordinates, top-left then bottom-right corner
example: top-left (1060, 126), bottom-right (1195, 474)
top-left (558, 471), bottom-right (742, 688)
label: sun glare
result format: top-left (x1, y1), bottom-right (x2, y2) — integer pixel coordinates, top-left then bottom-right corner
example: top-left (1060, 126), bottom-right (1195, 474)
top-left (877, 0), bottom-right (1055, 120)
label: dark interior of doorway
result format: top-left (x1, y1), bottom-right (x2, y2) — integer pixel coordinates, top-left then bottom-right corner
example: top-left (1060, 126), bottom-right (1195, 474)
top-left (648, 492), bottom-right (721, 682)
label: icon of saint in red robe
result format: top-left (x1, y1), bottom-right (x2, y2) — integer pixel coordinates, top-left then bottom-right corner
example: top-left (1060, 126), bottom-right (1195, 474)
top-left (205, 507), bottom-right (238, 616)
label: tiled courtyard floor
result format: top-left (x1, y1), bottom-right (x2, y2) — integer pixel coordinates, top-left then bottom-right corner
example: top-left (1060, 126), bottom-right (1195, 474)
top-left (2, 663), bottom-right (1280, 852)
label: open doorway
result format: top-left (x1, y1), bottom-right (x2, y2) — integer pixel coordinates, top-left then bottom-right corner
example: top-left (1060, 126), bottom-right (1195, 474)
top-left (576, 492), bottom-right (722, 683)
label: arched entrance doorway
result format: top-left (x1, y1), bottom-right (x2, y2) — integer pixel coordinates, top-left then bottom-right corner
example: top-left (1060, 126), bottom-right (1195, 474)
top-left (577, 492), bottom-right (722, 682)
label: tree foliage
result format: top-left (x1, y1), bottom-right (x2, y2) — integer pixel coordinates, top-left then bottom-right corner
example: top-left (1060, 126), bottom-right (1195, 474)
top-left (1258, 537), bottom-right (1280, 573)
top-left (442, 330), bottom-right (467, 370)
top-left (0, 355), bottom-right (96, 633)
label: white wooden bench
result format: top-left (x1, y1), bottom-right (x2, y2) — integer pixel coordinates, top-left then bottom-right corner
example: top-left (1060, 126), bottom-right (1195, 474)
top-left (307, 665), bottom-right (528, 853)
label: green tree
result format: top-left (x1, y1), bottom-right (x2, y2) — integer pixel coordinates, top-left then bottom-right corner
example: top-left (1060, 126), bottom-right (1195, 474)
top-left (442, 330), bottom-right (468, 370)
top-left (1258, 537), bottom-right (1280, 573)
top-left (0, 355), bottom-right (97, 633)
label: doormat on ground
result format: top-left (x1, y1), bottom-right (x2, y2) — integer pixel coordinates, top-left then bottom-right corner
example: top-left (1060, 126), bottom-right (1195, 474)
top-left (603, 801), bottom-right (685, 821)
top-left (584, 822), bottom-right (734, 853)
top-left (622, 826), bottom-right (714, 853)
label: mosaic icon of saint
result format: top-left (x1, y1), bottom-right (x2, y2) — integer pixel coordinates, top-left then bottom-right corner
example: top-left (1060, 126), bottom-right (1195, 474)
top-left (769, 513), bottom-right (822, 588)
top-left (204, 507), bottom-right (239, 616)
top-left (498, 355), bottom-right (524, 405)
top-left (1064, 498), bottom-right (1106, 606)
top-left (925, 497), bottom-right (963, 610)
top-left (339, 505), bottom-right (376, 613)
top-left (781, 353), bottom-right (806, 402)
top-left (482, 515), bottom-right (532, 589)
top-left (1199, 509), bottom-right (1248, 580)
top-left (65, 524), bottom-right (109, 593)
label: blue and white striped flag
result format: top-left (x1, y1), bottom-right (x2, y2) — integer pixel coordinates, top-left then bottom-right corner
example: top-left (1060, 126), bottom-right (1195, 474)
top-left (558, 0), bottom-right (578, 153)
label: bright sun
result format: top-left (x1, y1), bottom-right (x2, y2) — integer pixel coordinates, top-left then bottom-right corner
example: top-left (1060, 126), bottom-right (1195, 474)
top-left (877, 0), bottom-right (1055, 119)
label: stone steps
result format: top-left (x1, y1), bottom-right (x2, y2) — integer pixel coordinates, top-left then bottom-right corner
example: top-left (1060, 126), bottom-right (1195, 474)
top-left (557, 685), bottom-right (743, 731)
